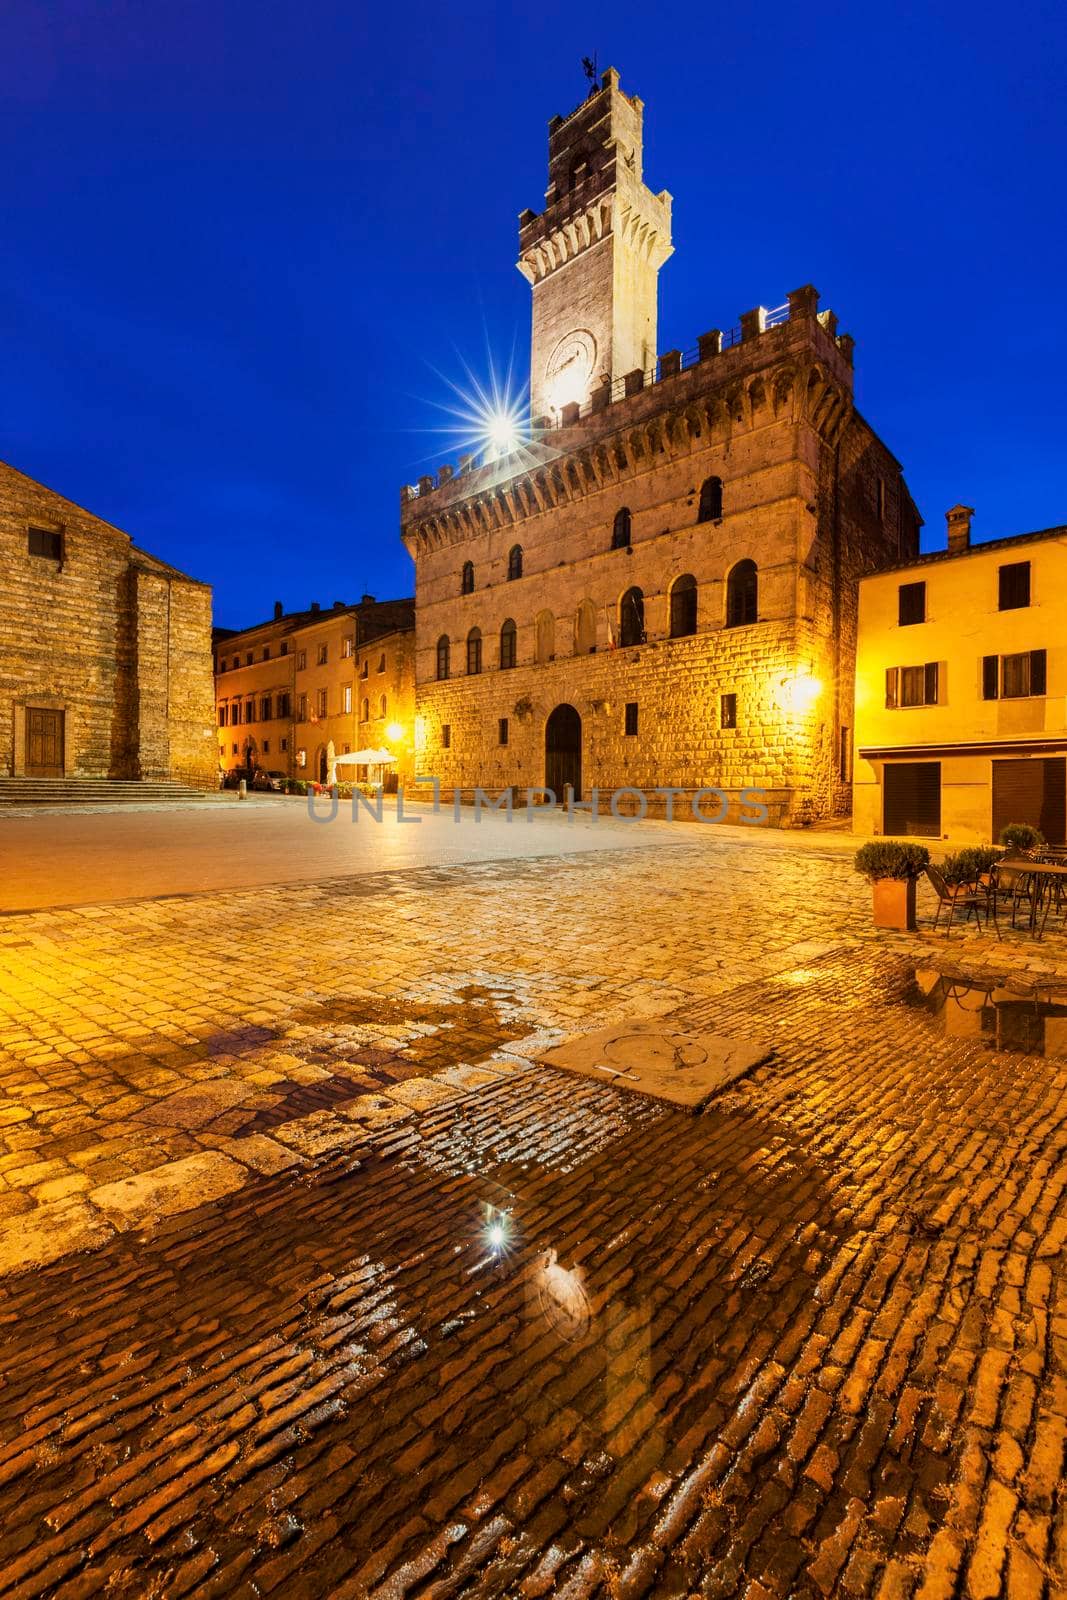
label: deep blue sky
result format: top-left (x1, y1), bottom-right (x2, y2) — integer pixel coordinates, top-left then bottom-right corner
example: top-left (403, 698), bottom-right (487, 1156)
top-left (4, 1), bottom-right (1065, 629)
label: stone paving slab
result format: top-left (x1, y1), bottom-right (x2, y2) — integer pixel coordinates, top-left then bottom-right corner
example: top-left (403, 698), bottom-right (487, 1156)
top-left (539, 1021), bottom-right (773, 1108)
top-left (0, 946), bottom-right (1065, 1596)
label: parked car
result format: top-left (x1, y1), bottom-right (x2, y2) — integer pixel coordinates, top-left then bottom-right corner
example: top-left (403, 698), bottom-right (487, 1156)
top-left (221, 769), bottom-right (246, 790)
top-left (251, 769), bottom-right (287, 793)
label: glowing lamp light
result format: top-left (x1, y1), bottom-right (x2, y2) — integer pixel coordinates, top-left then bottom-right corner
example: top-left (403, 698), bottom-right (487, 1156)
top-left (487, 1223), bottom-right (506, 1249)
top-left (485, 412), bottom-right (520, 459)
top-left (385, 721), bottom-right (405, 743)
top-left (777, 672), bottom-right (823, 714)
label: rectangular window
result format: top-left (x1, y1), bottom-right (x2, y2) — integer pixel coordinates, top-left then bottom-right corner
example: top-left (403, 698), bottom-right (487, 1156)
top-left (886, 664), bottom-right (939, 707)
top-left (246, 653), bottom-right (253, 665)
top-left (361, 660), bottom-right (369, 678)
top-left (317, 643), bottom-right (328, 665)
top-left (232, 743), bottom-right (238, 755)
top-left (280, 641), bottom-right (288, 656)
top-left (218, 705), bottom-right (228, 727)
top-left (262, 647), bottom-right (270, 661)
top-left (342, 637), bottom-right (353, 658)
top-left (999, 561), bottom-right (1031, 610)
top-left (442, 724), bottom-right (451, 749)
top-left (280, 738), bottom-right (288, 752)
top-left (246, 700), bottom-right (255, 723)
top-left (28, 526), bottom-right (62, 560)
top-left (378, 654), bottom-right (386, 673)
top-left (297, 693), bottom-right (307, 721)
top-left (297, 650), bottom-right (306, 671)
top-left (839, 726), bottom-right (851, 783)
top-left (263, 739), bottom-right (270, 754)
top-left (498, 717), bottom-right (509, 746)
top-left (898, 582), bottom-right (926, 626)
top-left (277, 692), bottom-right (290, 719)
top-left (343, 685), bottom-right (352, 714)
top-left (261, 697), bottom-right (272, 721)
top-left (231, 703), bottom-right (241, 725)
top-left (317, 688), bottom-right (328, 718)
top-left (721, 693), bottom-right (737, 729)
top-left (624, 702), bottom-right (638, 736)
top-left (1001, 649), bottom-right (1047, 699)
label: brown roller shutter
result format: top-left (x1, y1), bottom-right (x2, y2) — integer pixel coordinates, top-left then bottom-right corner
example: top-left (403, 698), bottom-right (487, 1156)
top-left (992, 757), bottom-right (1066, 844)
top-left (883, 762), bottom-right (941, 837)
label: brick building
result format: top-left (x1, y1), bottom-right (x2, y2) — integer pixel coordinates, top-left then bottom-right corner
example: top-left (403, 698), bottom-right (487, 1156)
top-left (214, 597), bottom-right (415, 787)
top-left (0, 460), bottom-right (215, 789)
top-left (402, 68), bottom-right (921, 823)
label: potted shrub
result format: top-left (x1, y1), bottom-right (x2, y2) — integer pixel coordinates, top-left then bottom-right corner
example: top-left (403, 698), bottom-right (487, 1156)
top-left (999, 822), bottom-right (1044, 855)
top-left (854, 840), bottom-right (931, 930)
top-left (942, 846), bottom-right (1000, 886)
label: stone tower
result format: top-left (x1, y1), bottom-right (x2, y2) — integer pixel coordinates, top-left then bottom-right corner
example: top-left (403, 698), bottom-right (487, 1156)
top-left (517, 67), bottom-right (673, 423)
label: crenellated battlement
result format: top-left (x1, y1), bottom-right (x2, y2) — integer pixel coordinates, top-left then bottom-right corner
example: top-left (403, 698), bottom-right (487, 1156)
top-left (400, 285), bottom-right (855, 538)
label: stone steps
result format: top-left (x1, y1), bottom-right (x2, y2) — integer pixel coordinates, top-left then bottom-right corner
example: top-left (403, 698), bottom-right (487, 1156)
top-left (0, 779), bottom-right (217, 806)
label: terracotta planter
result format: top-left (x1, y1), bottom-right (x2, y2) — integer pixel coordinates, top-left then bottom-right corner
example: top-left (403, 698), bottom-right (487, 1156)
top-left (872, 877), bottom-right (917, 931)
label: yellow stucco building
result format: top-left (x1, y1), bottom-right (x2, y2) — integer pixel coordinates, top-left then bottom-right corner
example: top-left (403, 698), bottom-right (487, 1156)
top-left (214, 596), bottom-right (414, 787)
top-left (853, 507), bottom-right (1066, 844)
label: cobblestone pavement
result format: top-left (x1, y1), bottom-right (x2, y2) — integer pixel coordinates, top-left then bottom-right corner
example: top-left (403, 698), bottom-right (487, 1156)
top-left (1, 831), bottom-right (1067, 1594)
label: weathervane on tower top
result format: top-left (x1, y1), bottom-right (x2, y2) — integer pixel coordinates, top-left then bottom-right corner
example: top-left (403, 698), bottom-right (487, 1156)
top-left (582, 55), bottom-right (598, 94)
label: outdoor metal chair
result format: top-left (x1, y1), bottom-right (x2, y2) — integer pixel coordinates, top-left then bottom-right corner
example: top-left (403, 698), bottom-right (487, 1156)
top-left (989, 856), bottom-right (1039, 930)
top-left (925, 865), bottom-right (998, 935)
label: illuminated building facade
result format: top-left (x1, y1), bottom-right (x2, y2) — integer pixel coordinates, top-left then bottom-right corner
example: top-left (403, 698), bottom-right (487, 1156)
top-left (214, 596), bottom-right (414, 786)
top-left (854, 508), bottom-right (1067, 843)
top-left (1, 459), bottom-right (215, 790)
top-left (403, 68), bottom-right (921, 823)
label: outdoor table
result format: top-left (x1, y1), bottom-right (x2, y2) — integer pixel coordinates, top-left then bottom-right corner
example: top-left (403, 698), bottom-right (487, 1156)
top-left (1013, 862), bottom-right (1067, 938)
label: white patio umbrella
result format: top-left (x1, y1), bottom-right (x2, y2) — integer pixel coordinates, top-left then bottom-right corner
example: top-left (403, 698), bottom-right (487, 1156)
top-left (334, 748), bottom-right (395, 766)
top-left (326, 738), bottom-right (337, 787)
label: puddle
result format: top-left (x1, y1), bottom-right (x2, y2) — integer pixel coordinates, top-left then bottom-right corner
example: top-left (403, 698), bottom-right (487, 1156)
top-left (906, 968), bottom-right (1067, 1058)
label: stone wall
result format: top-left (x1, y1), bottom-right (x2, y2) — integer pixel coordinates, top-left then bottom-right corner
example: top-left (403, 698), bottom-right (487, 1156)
top-left (0, 461), bottom-right (215, 785)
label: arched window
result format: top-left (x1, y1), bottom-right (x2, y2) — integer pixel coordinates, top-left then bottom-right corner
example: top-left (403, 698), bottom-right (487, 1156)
top-left (461, 560), bottom-right (474, 595)
top-left (436, 635), bottom-right (450, 680)
top-left (535, 609), bottom-right (555, 664)
top-left (466, 626), bottom-right (482, 675)
top-left (619, 587), bottom-right (645, 648)
top-left (379, 694), bottom-right (387, 718)
top-left (726, 560), bottom-right (758, 627)
top-left (500, 618), bottom-right (517, 670)
top-left (670, 574), bottom-right (698, 638)
top-left (698, 476), bottom-right (723, 523)
top-left (360, 697), bottom-right (369, 722)
top-left (611, 507), bottom-right (632, 549)
top-left (507, 544), bottom-right (523, 581)
top-left (575, 598), bottom-right (597, 655)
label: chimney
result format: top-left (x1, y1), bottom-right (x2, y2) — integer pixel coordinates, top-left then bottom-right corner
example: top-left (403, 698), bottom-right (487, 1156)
top-left (273, 600), bottom-right (283, 620)
top-left (946, 504), bottom-right (974, 554)
top-left (310, 601), bottom-right (320, 613)
top-left (361, 593), bottom-right (376, 605)
top-left (333, 599), bottom-right (344, 609)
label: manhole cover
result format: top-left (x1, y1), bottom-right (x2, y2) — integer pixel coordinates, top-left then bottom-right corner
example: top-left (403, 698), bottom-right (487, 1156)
top-left (538, 1023), bottom-right (772, 1110)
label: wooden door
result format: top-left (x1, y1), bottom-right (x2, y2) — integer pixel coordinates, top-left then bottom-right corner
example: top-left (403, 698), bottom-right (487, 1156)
top-left (545, 704), bottom-right (581, 802)
top-left (26, 709), bottom-right (64, 777)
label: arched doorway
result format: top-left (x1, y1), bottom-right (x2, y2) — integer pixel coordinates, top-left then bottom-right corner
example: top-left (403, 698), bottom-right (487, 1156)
top-left (545, 704), bottom-right (581, 802)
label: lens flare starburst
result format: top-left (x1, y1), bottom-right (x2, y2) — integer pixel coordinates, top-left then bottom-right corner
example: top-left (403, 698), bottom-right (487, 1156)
top-left (409, 341), bottom-right (547, 476)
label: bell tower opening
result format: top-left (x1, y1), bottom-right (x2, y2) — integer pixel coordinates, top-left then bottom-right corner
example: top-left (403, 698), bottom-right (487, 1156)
top-left (517, 67), bottom-right (673, 423)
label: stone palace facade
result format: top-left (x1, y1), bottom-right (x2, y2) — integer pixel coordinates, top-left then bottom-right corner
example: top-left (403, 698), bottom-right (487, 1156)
top-left (402, 68), bottom-right (921, 824)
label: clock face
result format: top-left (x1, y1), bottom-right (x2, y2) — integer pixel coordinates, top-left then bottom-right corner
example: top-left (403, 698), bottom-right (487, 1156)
top-left (545, 329), bottom-right (597, 410)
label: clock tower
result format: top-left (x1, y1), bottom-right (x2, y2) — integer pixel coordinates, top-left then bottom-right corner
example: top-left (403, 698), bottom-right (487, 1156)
top-left (517, 67), bottom-right (673, 423)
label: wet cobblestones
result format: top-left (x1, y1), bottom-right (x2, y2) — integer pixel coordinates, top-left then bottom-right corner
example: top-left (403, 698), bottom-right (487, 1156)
top-left (1, 832), bottom-right (1067, 1593)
